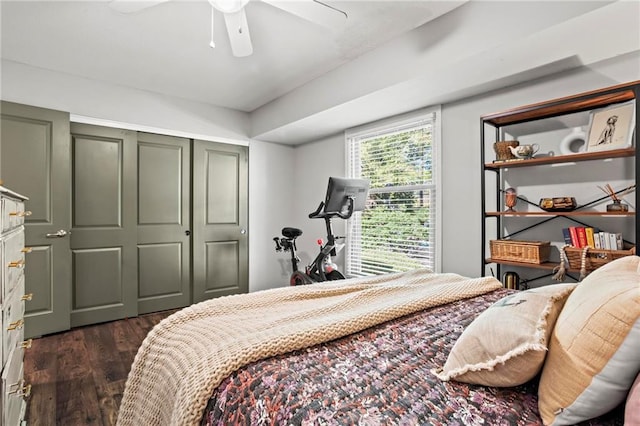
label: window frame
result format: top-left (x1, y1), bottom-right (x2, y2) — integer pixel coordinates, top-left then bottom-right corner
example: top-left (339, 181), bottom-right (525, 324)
top-left (344, 106), bottom-right (442, 276)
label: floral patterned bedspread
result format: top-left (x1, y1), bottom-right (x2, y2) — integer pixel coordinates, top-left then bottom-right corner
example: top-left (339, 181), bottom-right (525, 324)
top-left (201, 289), bottom-right (624, 426)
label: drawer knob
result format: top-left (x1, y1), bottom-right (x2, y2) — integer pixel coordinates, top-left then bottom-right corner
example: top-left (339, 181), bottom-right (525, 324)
top-left (7, 319), bottom-right (24, 331)
top-left (8, 259), bottom-right (25, 268)
top-left (22, 247), bottom-right (33, 254)
top-left (9, 211), bottom-right (32, 217)
top-left (8, 381), bottom-right (31, 398)
top-left (21, 293), bottom-right (33, 301)
top-left (20, 339), bottom-right (33, 350)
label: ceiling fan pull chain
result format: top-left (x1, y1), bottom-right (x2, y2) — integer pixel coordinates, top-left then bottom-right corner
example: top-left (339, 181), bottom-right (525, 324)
top-left (209, 6), bottom-right (216, 48)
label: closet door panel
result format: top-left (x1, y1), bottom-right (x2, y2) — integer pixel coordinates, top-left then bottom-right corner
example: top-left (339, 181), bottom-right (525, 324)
top-left (69, 124), bottom-right (137, 327)
top-left (205, 241), bottom-right (239, 292)
top-left (72, 247), bottom-right (122, 309)
top-left (206, 152), bottom-right (239, 224)
top-left (73, 136), bottom-right (121, 228)
top-left (0, 101), bottom-right (71, 338)
top-left (138, 243), bottom-right (183, 298)
top-left (0, 118), bottom-right (49, 222)
top-left (138, 141), bottom-right (182, 225)
top-left (192, 140), bottom-right (248, 302)
top-left (137, 133), bottom-right (190, 314)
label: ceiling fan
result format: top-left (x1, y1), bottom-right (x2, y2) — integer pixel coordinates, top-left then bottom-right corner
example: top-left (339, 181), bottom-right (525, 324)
top-left (109, 0), bottom-right (348, 57)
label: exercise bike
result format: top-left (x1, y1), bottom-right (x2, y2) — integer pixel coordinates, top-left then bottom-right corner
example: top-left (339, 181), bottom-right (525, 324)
top-left (273, 177), bottom-right (370, 286)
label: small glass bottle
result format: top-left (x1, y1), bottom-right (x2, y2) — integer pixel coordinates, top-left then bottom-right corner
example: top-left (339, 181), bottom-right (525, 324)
top-left (606, 199), bottom-right (629, 212)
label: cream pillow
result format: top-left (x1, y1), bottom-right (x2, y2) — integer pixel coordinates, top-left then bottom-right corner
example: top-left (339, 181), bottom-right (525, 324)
top-left (433, 283), bottom-right (576, 387)
top-left (538, 255), bottom-right (640, 426)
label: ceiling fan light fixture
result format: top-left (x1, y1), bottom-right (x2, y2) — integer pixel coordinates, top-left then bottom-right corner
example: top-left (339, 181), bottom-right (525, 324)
top-left (207, 0), bottom-right (249, 14)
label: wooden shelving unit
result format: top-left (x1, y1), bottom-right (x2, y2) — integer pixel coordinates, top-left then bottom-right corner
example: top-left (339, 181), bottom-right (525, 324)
top-left (480, 81), bottom-right (639, 284)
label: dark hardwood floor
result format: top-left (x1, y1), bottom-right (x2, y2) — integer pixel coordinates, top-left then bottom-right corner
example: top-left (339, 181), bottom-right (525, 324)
top-left (24, 310), bottom-right (176, 426)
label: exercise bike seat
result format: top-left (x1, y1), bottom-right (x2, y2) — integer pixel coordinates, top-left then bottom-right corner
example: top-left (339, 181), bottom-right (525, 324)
top-left (282, 227), bottom-right (302, 239)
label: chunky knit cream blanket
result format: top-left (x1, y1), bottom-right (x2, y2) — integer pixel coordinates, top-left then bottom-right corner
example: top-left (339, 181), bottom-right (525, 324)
top-left (117, 269), bottom-right (502, 426)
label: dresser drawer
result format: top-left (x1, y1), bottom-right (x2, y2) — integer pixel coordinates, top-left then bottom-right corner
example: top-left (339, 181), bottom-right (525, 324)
top-left (2, 341), bottom-right (27, 426)
top-left (2, 277), bottom-right (25, 366)
top-left (1, 198), bottom-right (15, 233)
top-left (1, 198), bottom-right (27, 233)
top-left (2, 229), bottom-right (25, 303)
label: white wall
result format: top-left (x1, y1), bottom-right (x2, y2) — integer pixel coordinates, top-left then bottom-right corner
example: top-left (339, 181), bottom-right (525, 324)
top-left (293, 53), bottom-right (640, 280)
top-left (248, 139), bottom-right (296, 291)
top-left (441, 52), bottom-right (640, 279)
top-left (1, 60), bottom-right (250, 142)
top-left (290, 134), bottom-right (347, 271)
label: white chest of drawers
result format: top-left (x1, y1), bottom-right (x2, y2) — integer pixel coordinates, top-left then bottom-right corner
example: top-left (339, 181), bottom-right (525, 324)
top-left (1, 186), bottom-right (31, 426)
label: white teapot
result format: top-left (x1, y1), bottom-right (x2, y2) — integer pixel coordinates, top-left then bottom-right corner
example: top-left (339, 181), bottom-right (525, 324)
top-left (508, 143), bottom-right (539, 159)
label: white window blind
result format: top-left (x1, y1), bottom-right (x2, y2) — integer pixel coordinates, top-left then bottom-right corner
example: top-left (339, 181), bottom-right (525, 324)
top-left (346, 112), bottom-right (438, 277)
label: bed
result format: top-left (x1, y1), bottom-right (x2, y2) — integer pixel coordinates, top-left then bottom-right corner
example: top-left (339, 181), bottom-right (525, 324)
top-left (116, 259), bottom-right (640, 426)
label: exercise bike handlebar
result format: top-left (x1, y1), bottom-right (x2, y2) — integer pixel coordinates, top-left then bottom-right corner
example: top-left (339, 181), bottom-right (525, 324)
top-left (308, 201), bottom-right (325, 218)
top-left (308, 197), bottom-right (355, 220)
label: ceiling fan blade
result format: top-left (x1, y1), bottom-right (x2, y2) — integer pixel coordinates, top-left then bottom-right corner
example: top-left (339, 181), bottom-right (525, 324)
top-left (108, 0), bottom-right (170, 14)
top-left (261, 0), bottom-right (347, 31)
top-left (223, 8), bottom-right (253, 57)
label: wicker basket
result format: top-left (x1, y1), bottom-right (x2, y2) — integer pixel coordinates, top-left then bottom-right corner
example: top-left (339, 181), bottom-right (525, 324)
top-left (493, 140), bottom-right (520, 161)
top-left (564, 246), bottom-right (636, 272)
top-left (490, 240), bottom-right (551, 264)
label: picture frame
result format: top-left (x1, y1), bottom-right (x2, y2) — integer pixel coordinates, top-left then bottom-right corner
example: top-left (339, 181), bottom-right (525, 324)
top-left (586, 100), bottom-right (635, 152)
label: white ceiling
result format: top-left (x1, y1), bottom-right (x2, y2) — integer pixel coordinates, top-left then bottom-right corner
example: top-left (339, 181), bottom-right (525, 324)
top-left (0, 0), bottom-right (463, 111)
top-left (1, 1), bottom-right (639, 145)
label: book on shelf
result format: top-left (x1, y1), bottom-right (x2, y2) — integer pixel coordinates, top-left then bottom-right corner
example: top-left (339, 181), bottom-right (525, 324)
top-left (616, 233), bottom-right (623, 250)
top-left (568, 227), bottom-right (580, 247)
top-left (593, 230), bottom-right (601, 249)
top-left (599, 231), bottom-right (608, 249)
top-left (562, 227), bottom-right (623, 250)
top-left (566, 226), bottom-right (589, 248)
top-left (585, 227), bottom-right (596, 248)
top-left (576, 227), bottom-right (588, 248)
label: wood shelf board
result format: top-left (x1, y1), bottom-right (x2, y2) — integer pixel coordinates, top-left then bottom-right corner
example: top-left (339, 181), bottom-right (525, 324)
top-left (486, 258), bottom-right (559, 270)
top-left (484, 148), bottom-right (635, 169)
top-left (485, 211), bottom-right (635, 217)
top-left (485, 258), bottom-right (587, 274)
top-left (481, 82), bottom-right (638, 126)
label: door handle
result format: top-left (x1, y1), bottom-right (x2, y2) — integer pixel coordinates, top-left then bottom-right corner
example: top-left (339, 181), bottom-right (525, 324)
top-left (46, 229), bottom-right (69, 238)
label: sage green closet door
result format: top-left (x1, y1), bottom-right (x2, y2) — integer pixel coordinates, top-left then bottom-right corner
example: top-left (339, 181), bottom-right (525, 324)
top-left (192, 140), bottom-right (248, 302)
top-left (137, 132), bottom-right (191, 314)
top-left (69, 123), bottom-right (137, 327)
top-left (1, 101), bottom-right (72, 338)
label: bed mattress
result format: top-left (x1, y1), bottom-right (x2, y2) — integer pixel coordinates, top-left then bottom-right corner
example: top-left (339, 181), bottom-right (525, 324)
top-left (201, 289), bottom-right (624, 426)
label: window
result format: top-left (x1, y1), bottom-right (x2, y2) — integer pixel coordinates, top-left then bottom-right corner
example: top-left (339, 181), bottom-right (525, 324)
top-left (346, 108), bottom-right (440, 277)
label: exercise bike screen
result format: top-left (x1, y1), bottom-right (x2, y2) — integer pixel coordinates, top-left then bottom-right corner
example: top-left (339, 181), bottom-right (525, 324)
top-left (324, 177), bottom-right (370, 214)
